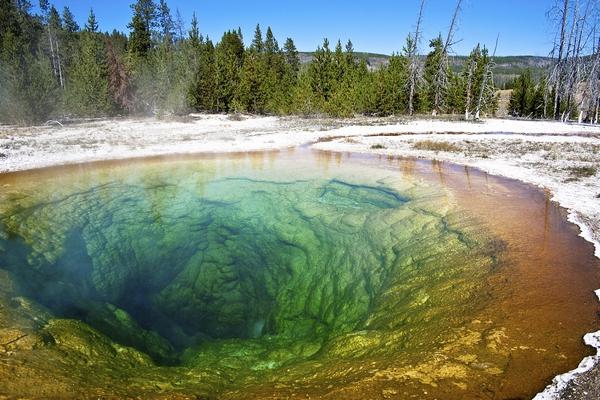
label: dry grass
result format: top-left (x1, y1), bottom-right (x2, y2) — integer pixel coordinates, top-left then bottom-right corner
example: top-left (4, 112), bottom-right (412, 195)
top-left (228, 113), bottom-right (246, 121)
top-left (567, 166), bottom-right (597, 179)
top-left (413, 140), bottom-right (461, 153)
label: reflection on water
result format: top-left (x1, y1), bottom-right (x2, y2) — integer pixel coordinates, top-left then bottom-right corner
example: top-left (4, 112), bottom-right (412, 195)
top-left (0, 149), bottom-right (598, 399)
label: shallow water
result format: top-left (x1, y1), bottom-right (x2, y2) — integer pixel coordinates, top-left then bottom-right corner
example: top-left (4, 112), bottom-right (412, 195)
top-left (0, 149), bottom-right (598, 399)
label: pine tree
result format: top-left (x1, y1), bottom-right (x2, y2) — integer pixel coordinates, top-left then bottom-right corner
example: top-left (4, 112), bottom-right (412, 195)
top-left (0, 0), bottom-right (20, 49)
top-left (14, 0), bottom-right (33, 13)
top-left (109, 30), bottom-right (129, 53)
top-left (1, 52), bottom-right (58, 123)
top-left (189, 12), bottom-right (201, 51)
top-left (309, 38), bottom-right (333, 107)
top-left (325, 39), bottom-right (357, 116)
top-left (128, 0), bottom-right (156, 58)
top-left (378, 54), bottom-right (408, 115)
top-left (157, 0), bottom-right (174, 43)
top-left (262, 27), bottom-right (285, 113)
top-left (188, 39), bottom-right (216, 111)
top-left (264, 27), bottom-right (278, 57)
top-left (67, 25), bottom-right (113, 116)
top-left (237, 25), bottom-right (264, 113)
top-left (283, 38), bottom-right (299, 77)
top-left (341, 40), bottom-right (363, 114)
top-left (0, 0), bottom-right (58, 123)
top-left (333, 40), bottom-right (345, 82)
top-left (531, 76), bottom-right (547, 119)
top-left (238, 50), bottom-right (264, 112)
top-left (215, 30), bottom-right (243, 112)
top-left (60, 7), bottom-right (80, 86)
top-left (250, 24), bottom-right (263, 53)
top-left (446, 70), bottom-right (465, 115)
top-left (291, 70), bottom-right (316, 115)
top-left (48, 7), bottom-right (61, 29)
top-left (508, 69), bottom-right (535, 117)
top-left (85, 8), bottom-right (98, 33)
top-left (62, 6), bottom-right (79, 33)
top-left (38, 0), bottom-right (49, 14)
top-left (424, 35), bottom-right (444, 113)
top-left (19, 54), bottom-right (59, 120)
top-left (355, 59), bottom-right (378, 114)
top-left (152, 39), bottom-right (172, 112)
top-left (183, 13), bottom-right (202, 83)
top-left (345, 40), bottom-right (356, 70)
top-left (145, 0), bottom-right (182, 114)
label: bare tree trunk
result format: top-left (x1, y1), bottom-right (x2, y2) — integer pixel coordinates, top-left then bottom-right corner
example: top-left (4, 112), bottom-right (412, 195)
top-left (543, 83), bottom-right (549, 118)
top-left (590, 35), bottom-right (600, 123)
top-left (563, 0), bottom-right (580, 122)
top-left (46, 16), bottom-right (66, 90)
top-left (433, 0), bottom-right (462, 116)
top-left (475, 36), bottom-right (499, 120)
top-left (574, 1), bottom-right (597, 122)
top-left (54, 34), bottom-right (64, 89)
top-left (47, 25), bottom-right (58, 78)
top-left (553, 0), bottom-right (570, 120)
top-left (408, 0), bottom-right (425, 116)
top-left (464, 57), bottom-right (476, 120)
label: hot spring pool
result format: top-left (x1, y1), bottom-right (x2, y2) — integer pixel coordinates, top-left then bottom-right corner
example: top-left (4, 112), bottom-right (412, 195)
top-left (0, 149), bottom-right (598, 399)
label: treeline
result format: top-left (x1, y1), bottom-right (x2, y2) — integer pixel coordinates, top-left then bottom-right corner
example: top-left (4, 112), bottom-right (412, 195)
top-left (0, 0), bottom-right (498, 124)
top-left (509, 0), bottom-right (599, 123)
top-left (507, 71), bottom-right (549, 119)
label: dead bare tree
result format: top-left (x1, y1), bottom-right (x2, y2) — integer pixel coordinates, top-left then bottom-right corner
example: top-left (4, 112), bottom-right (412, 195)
top-left (40, 2), bottom-right (65, 89)
top-left (547, 0), bottom-right (599, 122)
top-left (581, 27), bottom-right (600, 123)
top-left (52, 30), bottom-right (64, 89)
top-left (475, 35), bottom-right (499, 120)
top-left (589, 36), bottom-right (600, 123)
top-left (432, 0), bottom-right (462, 116)
top-left (562, 0), bottom-right (581, 121)
top-left (570, 0), bottom-right (596, 122)
top-left (407, 0), bottom-right (425, 116)
top-left (590, 5), bottom-right (600, 123)
top-left (463, 44), bottom-right (478, 120)
top-left (552, 0), bottom-right (570, 120)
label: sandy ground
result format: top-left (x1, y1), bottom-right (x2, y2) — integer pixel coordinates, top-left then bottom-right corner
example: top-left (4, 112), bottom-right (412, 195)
top-left (1, 114), bottom-right (600, 399)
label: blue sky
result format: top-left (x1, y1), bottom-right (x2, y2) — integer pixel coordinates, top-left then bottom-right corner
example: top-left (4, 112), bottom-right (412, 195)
top-left (40, 0), bottom-right (554, 56)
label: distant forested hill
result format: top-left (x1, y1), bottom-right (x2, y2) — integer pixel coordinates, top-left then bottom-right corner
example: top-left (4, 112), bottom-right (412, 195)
top-left (299, 52), bottom-right (552, 88)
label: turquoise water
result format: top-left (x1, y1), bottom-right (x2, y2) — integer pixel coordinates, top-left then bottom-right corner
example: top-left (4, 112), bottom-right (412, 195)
top-left (0, 151), bottom-right (496, 367)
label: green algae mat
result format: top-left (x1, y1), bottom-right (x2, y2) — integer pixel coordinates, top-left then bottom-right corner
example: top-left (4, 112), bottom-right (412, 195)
top-left (0, 150), bottom-right (598, 399)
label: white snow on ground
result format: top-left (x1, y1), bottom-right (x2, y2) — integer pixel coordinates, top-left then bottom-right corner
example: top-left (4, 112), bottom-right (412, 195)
top-left (1, 115), bottom-right (599, 174)
top-left (1, 114), bottom-right (600, 399)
